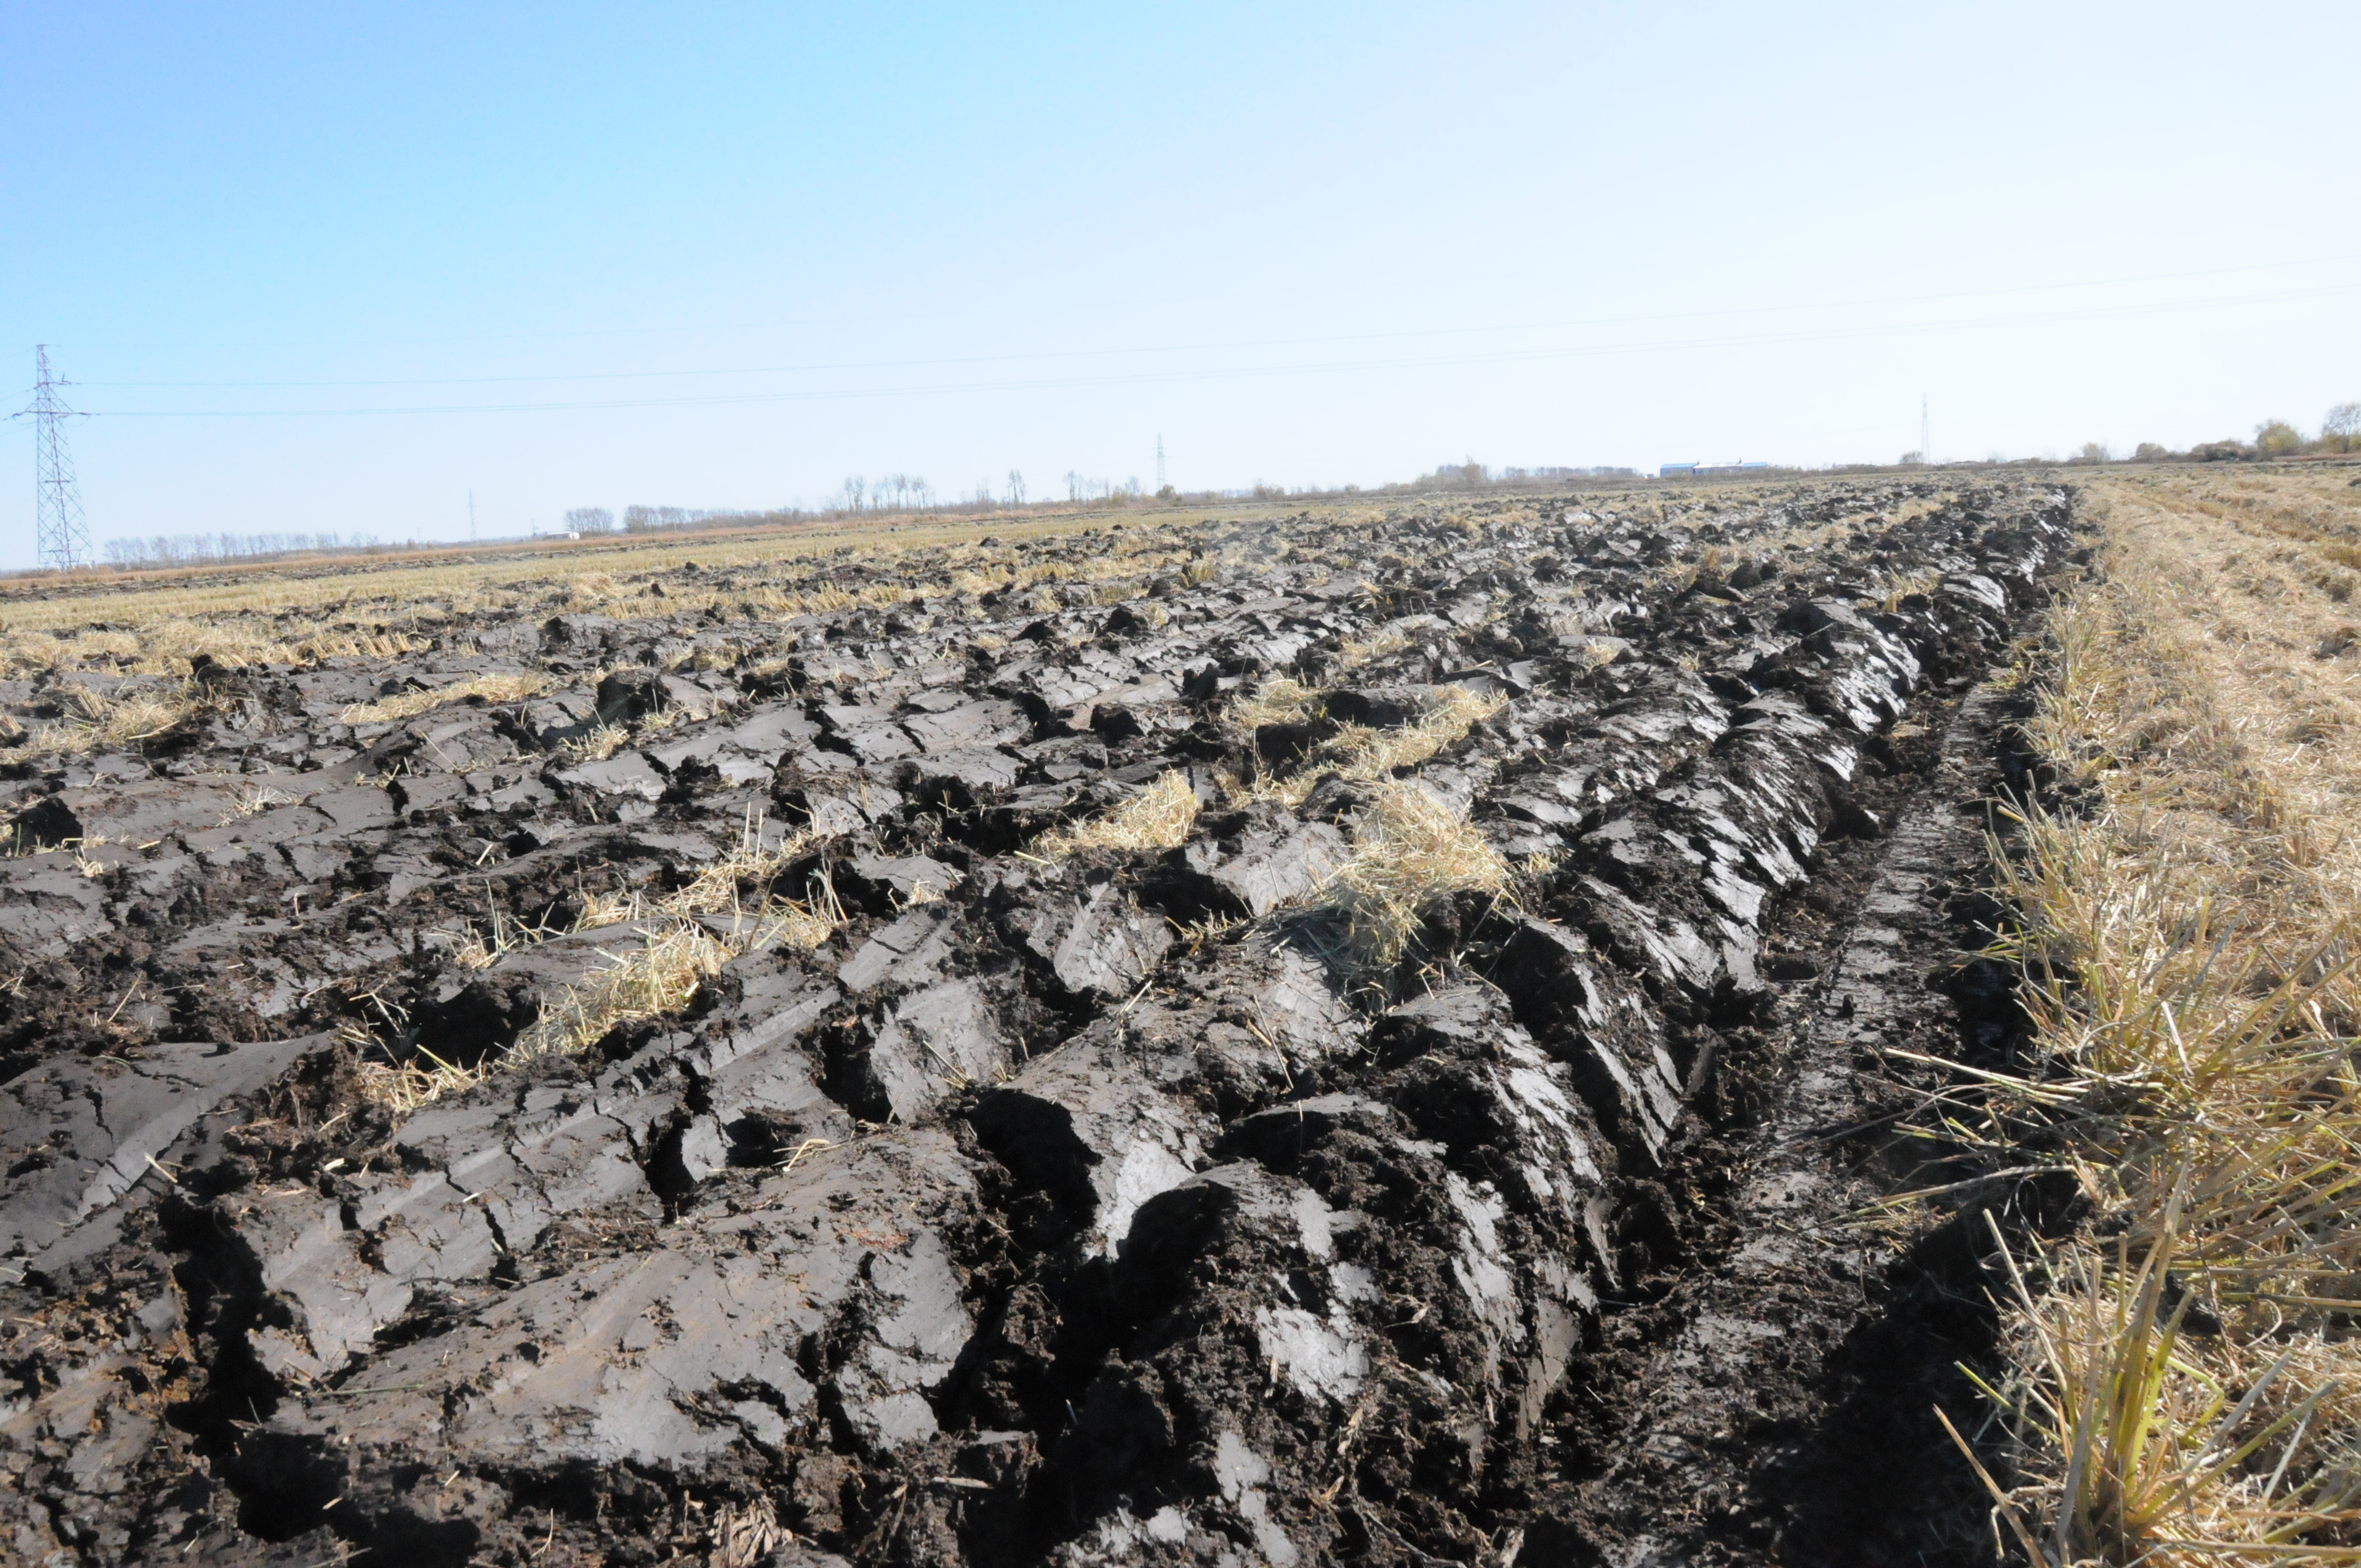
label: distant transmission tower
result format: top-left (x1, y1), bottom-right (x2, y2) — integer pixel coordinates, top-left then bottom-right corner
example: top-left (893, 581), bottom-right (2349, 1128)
top-left (14, 346), bottom-right (92, 571)
top-left (1921, 395), bottom-right (1931, 467)
top-left (1156, 434), bottom-right (1166, 491)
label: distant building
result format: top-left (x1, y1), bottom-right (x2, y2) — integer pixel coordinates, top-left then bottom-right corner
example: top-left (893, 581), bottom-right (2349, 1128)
top-left (1661, 460), bottom-right (1770, 477)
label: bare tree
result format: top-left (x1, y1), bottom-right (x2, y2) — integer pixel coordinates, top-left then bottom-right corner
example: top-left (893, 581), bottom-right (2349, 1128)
top-left (102, 528), bottom-right (355, 568)
top-left (842, 477), bottom-right (866, 513)
top-left (565, 507), bottom-right (615, 535)
top-left (2325, 401), bottom-right (2361, 454)
top-left (1007, 470), bottom-right (1025, 506)
top-left (1065, 471), bottom-right (1081, 504)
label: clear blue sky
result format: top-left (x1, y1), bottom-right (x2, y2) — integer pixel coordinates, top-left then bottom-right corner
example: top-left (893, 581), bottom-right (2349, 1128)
top-left (3, 2), bottom-right (2353, 561)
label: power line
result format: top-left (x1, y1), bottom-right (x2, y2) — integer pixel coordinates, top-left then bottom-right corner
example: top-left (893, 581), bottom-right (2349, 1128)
top-left (52, 248), bottom-right (2361, 369)
top-left (75, 279), bottom-right (2361, 420)
top-left (12, 347), bottom-right (92, 570)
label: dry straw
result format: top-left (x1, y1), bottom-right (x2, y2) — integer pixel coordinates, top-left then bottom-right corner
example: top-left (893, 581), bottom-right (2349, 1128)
top-left (1313, 781), bottom-right (1509, 973)
top-left (21, 685), bottom-right (195, 758)
top-left (1954, 470), bottom-right (2361, 1563)
top-left (339, 671), bottom-right (553, 727)
top-left (355, 812), bottom-right (837, 1111)
top-left (1236, 678), bottom-right (1508, 810)
top-left (1034, 769), bottom-right (1200, 857)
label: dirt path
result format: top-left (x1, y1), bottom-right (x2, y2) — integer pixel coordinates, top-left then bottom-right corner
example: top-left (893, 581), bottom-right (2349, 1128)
top-left (0, 480), bottom-right (2072, 1566)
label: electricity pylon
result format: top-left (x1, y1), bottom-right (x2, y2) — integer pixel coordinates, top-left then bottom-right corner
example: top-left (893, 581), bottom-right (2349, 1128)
top-left (15, 346), bottom-right (92, 570)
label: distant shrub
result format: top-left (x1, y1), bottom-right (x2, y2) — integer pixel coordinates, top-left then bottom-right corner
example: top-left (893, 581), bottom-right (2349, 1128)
top-left (2254, 420), bottom-right (2304, 456)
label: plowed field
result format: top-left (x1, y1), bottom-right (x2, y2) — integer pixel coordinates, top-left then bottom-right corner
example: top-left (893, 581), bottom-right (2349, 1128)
top-left (0, 480), bottom-right (2079, 1566)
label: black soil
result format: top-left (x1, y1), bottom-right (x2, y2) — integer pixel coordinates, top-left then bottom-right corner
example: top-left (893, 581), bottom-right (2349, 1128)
top-left (0, 481), bottom-right (2076, 1566)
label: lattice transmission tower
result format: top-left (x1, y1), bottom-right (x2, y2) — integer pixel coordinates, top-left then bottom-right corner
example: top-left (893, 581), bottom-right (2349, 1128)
top-left (15, 346), bottom-right (92, 571)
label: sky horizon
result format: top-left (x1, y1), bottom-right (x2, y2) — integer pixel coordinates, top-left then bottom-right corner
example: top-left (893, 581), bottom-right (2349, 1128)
top-left (4, 3), bottom-right (2354, 564)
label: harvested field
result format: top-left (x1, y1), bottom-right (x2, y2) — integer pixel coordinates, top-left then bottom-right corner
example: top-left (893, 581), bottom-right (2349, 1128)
top-left (1955, 466), bottom-right (2361, 1563)
top-left (0, 477), bottom-right (2092, 1565)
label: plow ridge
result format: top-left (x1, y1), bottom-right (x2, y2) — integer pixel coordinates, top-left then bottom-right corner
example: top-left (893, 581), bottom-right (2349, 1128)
top-left (0, 482), bottom-right (2074, 1566)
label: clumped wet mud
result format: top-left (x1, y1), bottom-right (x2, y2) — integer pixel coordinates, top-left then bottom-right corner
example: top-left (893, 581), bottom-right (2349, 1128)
top-left (0, 482), bottom-right (2073, 1565)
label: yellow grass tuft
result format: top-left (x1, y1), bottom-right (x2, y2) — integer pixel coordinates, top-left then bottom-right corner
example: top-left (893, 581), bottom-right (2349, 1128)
top-left (356, 812), bottom-right (839, 1112)
top-left (1312, 782), bottom-right (1509, 973)
top-left (1875, 566), bottom-right (1944, 612)
top-left (1035, 769), bottom-right (1200, 856)
top-left (1241, 682), bottom-right (1508, 809)
top-left (1335, 624), bottom-right (1415, 670)
top-left (578, 813), bottom-right (819, 930)
top-left (562, 571), bottom-right (621, 606)
top-left (339, 671), bottom-right (553, 727)
top-left (561, 722), bottom-right (629, 763)
top-left (522, 921), bottom-right (735, 1058)
top-left (219, 784), bottom-right (302, 824)
top-left (23, 687), bottom-right (195, 758)
top-left (347, 922), bottom-right (735, 1113)
top-left (1229, 676), bottom-right (1324, 730)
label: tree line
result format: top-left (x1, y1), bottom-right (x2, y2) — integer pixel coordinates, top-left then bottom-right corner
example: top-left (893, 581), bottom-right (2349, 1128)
top-left (100, 530), bottom-right (388, 568)
top-left (2067, 402), bottom-right (2361, 465)
top-left (559, 505), bottom-right (742, 535)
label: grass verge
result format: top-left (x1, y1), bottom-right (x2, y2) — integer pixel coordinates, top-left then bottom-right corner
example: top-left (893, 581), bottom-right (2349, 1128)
top-left (1960, 470), bottom-right (2361, 1561)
